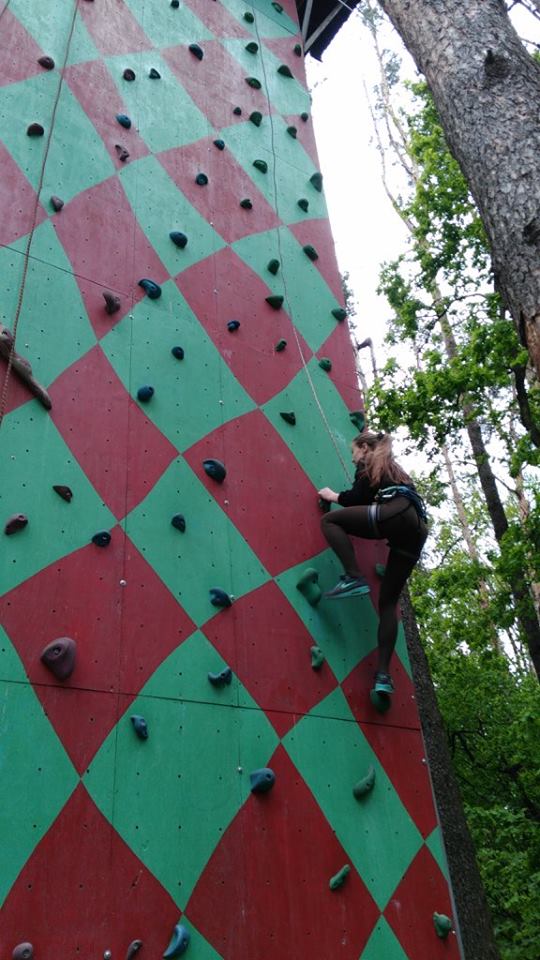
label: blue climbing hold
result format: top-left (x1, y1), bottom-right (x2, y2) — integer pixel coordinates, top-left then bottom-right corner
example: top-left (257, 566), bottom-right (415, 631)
top-left (250, 767), bottom-right (275, 794)
top-left (137, 385), bottom-right (154, 402)
top-left (209, 588), bottom-right (232, 608)
top-left (195, 173), bottom-right (208, 185)
top-left (131, 715), bottom-right (149, 739)
top-left (138, 278), bottom-right (162, 299)
top-left (227, 320), bottom-right (241, 332)
top-left (213, 139), bottom-right (225, 150)
top-left (170, 231), bottom-right (188, 248)
top-left (171, 513), bottom-right (186, 532)
top-left (171, 346), bottom-right (185, 359)
top-left (163, 925), bottom-right (190, 959)
top-left (116, 114), bottom-right (132, 129)
top-left (92, 531), bottom-right (111, 548)
top-left (189, 43), bottom-right (204, 60)
top-left (208, 667), bottom-right (233, 686)
top-left (203, 459), bottom-right (226, 483)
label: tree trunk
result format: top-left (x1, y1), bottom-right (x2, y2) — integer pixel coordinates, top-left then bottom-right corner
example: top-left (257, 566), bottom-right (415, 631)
top-left (401, 588), bottom-right (502, 960)
top-left (378, 0), bottom-right (540, 380)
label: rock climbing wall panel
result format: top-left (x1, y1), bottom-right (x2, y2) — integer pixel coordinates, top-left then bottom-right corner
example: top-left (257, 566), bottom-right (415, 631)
top-left (0, 1), bottom-right (462, 958)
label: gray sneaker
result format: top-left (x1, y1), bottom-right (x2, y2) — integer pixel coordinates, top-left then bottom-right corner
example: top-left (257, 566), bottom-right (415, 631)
top-left (323, 575), bottom-right (370, 599)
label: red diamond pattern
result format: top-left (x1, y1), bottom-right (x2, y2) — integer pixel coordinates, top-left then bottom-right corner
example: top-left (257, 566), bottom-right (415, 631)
top-left (78, 0), bottom-right (152, 55)
top-left (0, 141), bottom-right (46, 246)
top-left (0, 9), bottom-right (46, 87)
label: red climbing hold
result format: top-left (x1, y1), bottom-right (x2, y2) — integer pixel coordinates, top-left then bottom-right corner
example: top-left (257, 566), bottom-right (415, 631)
top-left (103, 291), bottom-right (121, 315)
top-left (4, 514), bottom-right (28, 536)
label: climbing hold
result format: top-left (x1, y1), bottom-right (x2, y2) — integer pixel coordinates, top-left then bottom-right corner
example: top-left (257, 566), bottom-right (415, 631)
top-left (103, 291), bottom-right (121, 315)
top-left (267, 258), bottom-right (280, 275)
top-left (171, 345), bottom-right (185, 359)
top-left (250, 767), bottom-right (275, 793)
top-left (245, 42), bottom-right (259, 54)
top-left (171, 513), bottom-right (186, 532)
top-left (233, 106), bottom-right (242, 115)
top-left (375, 562), bottom-right (386, 577)
top-left (203, 459), bottom-right (227, 483)
top-left (52, 485), bottom-right (73, 502)
top-left (123, 68), bottom-right (136, 81)
top-left (318, 357), bottom-right (332, 372)
top-left (27, 123), bottom-right (44, 137)
top-left (353, 765), bottom-right (376, 799)
top-left (227, 319), bottom-right (241, 331)
top-left (149, 68), bottom-right (161, 79)
top-left (92, 531), bottom-right (111, 547)
top-left (195, 173), bottom-right (208, 185)
top-left (12, 946), bottom-right (33, 960)
top-left (189, 43), bottom-right (204, 60)
top-left (239, 198), bottom-right (252, 209)
top-left (300, 112), bottom-right (309, 122)
top-left (332, 307), bottom-right (347, 321)
top-left (296, 568), bottom-right (322, 606)
top-left (303, 244), bottom-right (318, 261)
top-left (329, 864), bottom-right (350, 891)
top-left (272, 0), bottom-right (283, 10)
top-left (253, 159), bottom-right (267, 173)
top-left (213, 139), bottom-right (225, 150)
top-left (116, 113), bottom-right (132, 129)
top-left (208, 667), bottom-right (233, 686)
top-left (265, 295), bottom-right (283, 309)
top-left (125, 941), bottom-right (143, 960)
top-left (4, 514), bottom-right (28, 536)
top-left (170, 230), bottom-right (188, 248)
top-left (138, 278), bottom-right (162, 299)
top-left (280, 411), bottom-right (296, 425)
top-left (277, 64), bottom-right (293, 78)
top-left (40, 637), bottom-right (77, 681)
top-left (310, 171), bottom-right (323, 192)
top-left (275, 338), bottom-right (287, 352)
top-left (245, 76), bottom-right (262, 89)
top-left (311, 646), bottom-right (325, 670)
top-left (297, 198), bottom-right (309, 212)
top-left (115, 144), bottom-right (130, 161)
top-left (286, 125), bottom-right (297, 138)
top-left (249, 111), bottom-right (262, 127)
top-left (50, 195), bottom-right (64, 212)
top-left (38, 56), bottom-right (55, 70)
top-left (131, 715), bottom-right (149, 740)
top-left (163, 925), bottom-right (190, 959)
top-left (170, 0), bottom-right (180, 7)
top-left (137, 385), bottom-right (154, 403)
top-left (209, 588), bottom-right (232, 608)
top-left (294, 43), bottom-right (302, 56)
top-left (349, 410), bottom-right (365, 431)
top-left (243, 10), bottom-right (255, 22)
top-left (433, 913), bottom-right (453, 939)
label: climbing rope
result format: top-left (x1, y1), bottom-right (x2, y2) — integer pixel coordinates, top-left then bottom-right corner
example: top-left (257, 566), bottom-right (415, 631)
top-left (0, 0), bottom-right (79, 429)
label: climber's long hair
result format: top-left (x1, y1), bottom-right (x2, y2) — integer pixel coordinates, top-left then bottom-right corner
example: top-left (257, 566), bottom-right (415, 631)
top-left (353, 431), bottom-right (411, 488)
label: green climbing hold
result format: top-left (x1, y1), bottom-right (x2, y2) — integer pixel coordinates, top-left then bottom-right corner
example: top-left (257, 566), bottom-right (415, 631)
top-left (27, 123), bottom-right (44, 137)
top-left (318, 357), bottom-right (332, 372)
top-left (243, 10), bottom-right (255, 22)
top-left (353, 765), bottom-right (376, 799)
top-left (195, 173), bottom-right (208, 185)
top-left (149, 68), bottom-right (161, 79)
top-left (189, 43), bottom-right (204, 60)
top-left (249, 111), bottom-right (263, 127)
top-left (297, 198), bottom-right (309, 212)
top-left (253, 159), bottom-right (267, 173)
top-left (272, 1), bottom-right (284, 11)
top-left (277, 64), bottom-right (293, 78)
top-left (349, 410), bottom-right (365, 431)
top-left (213, 139), bottom-right (225, 150)
top-left (170, 231), bottom-right (188, 248)
top-left (296, 568), bottom-right (322, 607)
top-left (375, 562), bottom-right (386, 577)
top-left (245, 77), bottom-right (262, 89)
top-left (310, 171), bottom-right (323, 192)
top-left (329, 865), bottom-right (350, 891)
top-left (245, 42), bottom-right (259, 54)
top-left (310, 646), bottom-right (325, 670)
top-left (265, 295), bottom-right (283, 310)
top-left (286, 125), bottom-right (297, 138)
top-left (294, 43), bottom-right (302, 56)
top-left (209, 588), bottom-right (233, 609)
top-left (300, 112), bottom-right (309, 122)
top-left (267, 258), bottom-right (280, 275)
top-left (280, 411), bottom-right (296, 425)
top-left (170, 0), bottom-right (180, 7)
top-left (433, 914), bottom-right (453, 939)
top-left (275, 339), bottom-right (287, 352)
top-left (332, 307), bottom-right (347, 322)
top-left (233, 106), bottom-right (242, 115)
top-left (240, 198), bottom-right (253, 209)
top-left (303, 244), bottom-right (318, 261)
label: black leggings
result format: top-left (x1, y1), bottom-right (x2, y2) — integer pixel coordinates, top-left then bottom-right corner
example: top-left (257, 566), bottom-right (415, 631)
top-left (321, 498), bottom-right (428, 674)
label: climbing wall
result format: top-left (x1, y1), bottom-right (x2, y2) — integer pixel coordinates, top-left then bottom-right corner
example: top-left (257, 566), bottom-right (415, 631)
top-left (0, 1), bottom-right (462, 958)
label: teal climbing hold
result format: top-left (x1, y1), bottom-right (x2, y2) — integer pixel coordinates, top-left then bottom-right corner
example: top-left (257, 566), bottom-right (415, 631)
top-left (318, 357), bottom-right (332, 372)
top-left (245, 77), bottom-right (262, 89)
top-left (171, 346), bottom-right (185, 359)
top-left (149, 68), bottom-right (161, 79)
top-left (303, 244), bottom-right (319, 261)
top-left (250, 768), bottom-right (275, 793)
top-left (213, 139), bottom-right (225, 150)
top-left (116, 114), bottom-right (131, 129)
top-left (353, 765), bottom-right (376, 799)
top-left (310, 171), bottom-right (323, 192)
top-left (275, 338), bottom-right (287, 352)
top-left (253, 159), bottom-right (267, 173)
top-left (27, 123), bottom-right (44, 137)
top-left (375, 562), bottom-right (386, 577)
top-left (249, 111), bottom-right (263, 127)
top-left (297, 198), bottom-right (309, 212)
top-left (266, 295), bottom-right (283, 309)
top-left (240, 198), bottom-right (252, 209)
top-left (286, 125), bottom-right (297, 138)
top-left (296, 568), bottom-right (322, 606)
top-left (272, 1), bottom-right (284, 11)
top-left (332, 307), bottom-right (347, 321)
top-left (92, 531), bottom-right (111, 548)
top-left (163, 924), bottom-right (190, 958)
top-left (131, 715), bottom-right (149, 740)
top-left (227, 319), bottom-right (241, 331)
top-left (349, 410), bottom-right (365, 431)
top-left (137, 385), bottom-right (154, 402)
top-left (300, 112), bottom-right (309, 122)
top-left (245, 42), bottom-right (259, 54)
top-left (203, 459), bottom-right (227, 482)
top-left (138, 279), bottom-right (162, 299)
top-left (208, 667), bottom-right (233, 687)
top-left (267, 258), bottom-right (280, 275)
top-left (433, 913), bottom-right (453, 939)
top-left (170, 231), bottom-right (188, 248)
top-left (170, 0), bottom-right (180, 8)
top-left (123, 68), bottom-right (136, 81)
top-left (329, 865), bottom-right (350, 891)
top-left (243, 10), bottom-right (255, 22)
top-left (294, 43), bottom-right (302, 56)
top-left (189, 43), bottom-right (204, 60)
top-left (233, 106), bottom-right (242, 116)
top-left (277, 64), bottom-right (293, 78)
top-left (280, 411), bottom-right (296, 425)
top-left (209, 588), bottom-right (233, 609)
top-left (310, 646), bottom-right (325, 670)
top-left (195, 173), bottom-right (208, 185)
top-left (171, 514), bottom-right (186, 532)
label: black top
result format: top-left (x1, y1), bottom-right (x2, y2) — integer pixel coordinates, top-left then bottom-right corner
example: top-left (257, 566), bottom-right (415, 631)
top-left (337, 465), bottom-right (412, 508)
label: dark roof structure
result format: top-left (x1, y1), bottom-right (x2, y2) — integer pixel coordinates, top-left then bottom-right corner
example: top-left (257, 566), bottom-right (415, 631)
top-left (296, 0), bottom-right (361, 61)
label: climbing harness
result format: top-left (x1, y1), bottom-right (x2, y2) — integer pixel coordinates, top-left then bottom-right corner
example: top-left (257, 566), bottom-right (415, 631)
top-left (375, 485), bottom-right (428, 523)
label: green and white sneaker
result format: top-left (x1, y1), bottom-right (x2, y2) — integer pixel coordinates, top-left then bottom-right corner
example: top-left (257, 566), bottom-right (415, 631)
top-left (323, 575), bottom-right (370, 599)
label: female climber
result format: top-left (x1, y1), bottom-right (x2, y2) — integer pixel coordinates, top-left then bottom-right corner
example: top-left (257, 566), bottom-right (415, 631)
top-left (318, 430), bottom-right (428, 698)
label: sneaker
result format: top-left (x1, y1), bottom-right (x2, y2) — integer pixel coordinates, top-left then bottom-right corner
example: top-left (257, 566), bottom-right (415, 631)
top-left (323, 575), bottom-right (370, 599)
top-left (373, 672), bottom-right (394, 695)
